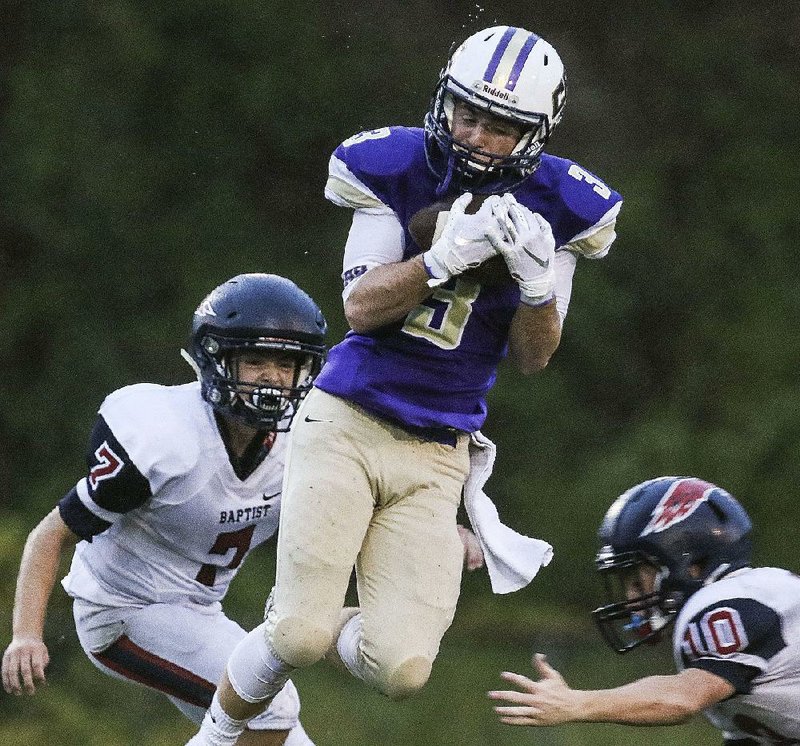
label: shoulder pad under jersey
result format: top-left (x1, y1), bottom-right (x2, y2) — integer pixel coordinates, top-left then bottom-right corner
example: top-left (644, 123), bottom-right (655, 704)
top-left (325, 126), bottom-right (426, 212)
top-left (98, 383), bottom-right (203, 493)
top-left (673, 577), bottom-right (789, 693)
top-left (527, 154), bottom-right (623, 258)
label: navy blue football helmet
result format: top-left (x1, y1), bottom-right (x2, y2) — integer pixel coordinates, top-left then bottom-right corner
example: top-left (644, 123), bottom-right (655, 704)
top-left (189, 273), bottom-right (327, 431)
top-left (592, 476), bottom-right (753, 653)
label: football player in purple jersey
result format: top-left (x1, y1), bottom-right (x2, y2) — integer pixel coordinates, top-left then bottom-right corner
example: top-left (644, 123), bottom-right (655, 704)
top-left (188, 26), bottom-right (622, 745)
top-left (489, 476), bottom-right (800, 744)
top-left (2, 274), bottom-right (328, 745)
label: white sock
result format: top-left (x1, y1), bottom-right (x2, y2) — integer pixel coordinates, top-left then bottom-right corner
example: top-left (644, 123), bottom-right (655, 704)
top-left (227, 622), bottom-right (293, 703)
top-left (185, 692), bottom-right (248, 746)
top-left (284, 721), bottom-right (316, 746)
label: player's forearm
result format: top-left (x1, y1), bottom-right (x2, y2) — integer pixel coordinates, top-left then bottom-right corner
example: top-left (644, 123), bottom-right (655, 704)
top-left (12, 509), bottom-right (74, 639)
top-left (344, 257), bottom-right (432, 332)
top-left (571, 675), bottom-right (705, 725)
top-left (507, 300), bottom-right (561, 374)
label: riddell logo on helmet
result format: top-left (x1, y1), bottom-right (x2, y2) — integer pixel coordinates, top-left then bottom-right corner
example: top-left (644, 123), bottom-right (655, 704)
top-left (472, 80), bottom-right (519, 105)
top-left (640, 479), bottom-right (715, 536)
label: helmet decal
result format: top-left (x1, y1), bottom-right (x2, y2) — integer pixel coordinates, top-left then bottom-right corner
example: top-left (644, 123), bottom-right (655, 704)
top-left (640, 478), bottom-right (716, 536)
top-left (196, 298), bottom-right (217, 317)
top-left (482, 27), bottom-right (539, 92)
top-left (592, 475), bottom-right (753, 654)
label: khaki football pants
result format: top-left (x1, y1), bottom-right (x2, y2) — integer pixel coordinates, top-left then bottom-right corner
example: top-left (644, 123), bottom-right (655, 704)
top-left (271, 388), bottom-right (470, 698)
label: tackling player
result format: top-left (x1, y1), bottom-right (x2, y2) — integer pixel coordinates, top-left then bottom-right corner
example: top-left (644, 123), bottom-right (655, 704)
top-left (188, 25), bottom-right (622, 745)
top-left (2, 274), bottom-right (327, 746)
top-left (489, 476), bottom-right (800, 743)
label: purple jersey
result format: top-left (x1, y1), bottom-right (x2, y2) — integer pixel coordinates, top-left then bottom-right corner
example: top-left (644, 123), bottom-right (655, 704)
top-left (318, 126), bottom-right (622, 432)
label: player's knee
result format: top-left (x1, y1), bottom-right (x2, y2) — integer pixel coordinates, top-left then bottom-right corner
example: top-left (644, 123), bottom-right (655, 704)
top-left (270, 616), bottom-right (333, 669)
top-left (380, 655), bottom-right (432, 700)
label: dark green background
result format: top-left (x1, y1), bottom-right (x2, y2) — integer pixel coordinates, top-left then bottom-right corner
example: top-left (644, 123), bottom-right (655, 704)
top-left (1, 1), bottom-right (798, 743)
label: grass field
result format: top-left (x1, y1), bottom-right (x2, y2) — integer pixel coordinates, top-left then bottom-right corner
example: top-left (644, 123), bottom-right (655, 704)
top-left (1, 590), bottom-right (722, 745)
top-left (289, 606), bottom-right (721, 746)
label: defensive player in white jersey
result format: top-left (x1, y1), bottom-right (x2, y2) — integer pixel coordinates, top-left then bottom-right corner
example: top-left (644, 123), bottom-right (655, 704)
top-left (489, 476), bottom-right (800, 744)
top-left (1, 273), bottom-right (328, 746)
top-left (187, 25), bottom-right (622, 746)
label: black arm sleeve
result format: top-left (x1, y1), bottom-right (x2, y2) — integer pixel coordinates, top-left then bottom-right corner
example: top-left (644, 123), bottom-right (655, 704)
top-left (56, 414), bottom-right (153, 539)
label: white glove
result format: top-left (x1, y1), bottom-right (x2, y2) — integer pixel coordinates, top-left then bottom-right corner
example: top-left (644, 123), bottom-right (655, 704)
top-left (422, 193), bottom-right (508, 286)
top-left (492, 194), bottom-right (556, 305)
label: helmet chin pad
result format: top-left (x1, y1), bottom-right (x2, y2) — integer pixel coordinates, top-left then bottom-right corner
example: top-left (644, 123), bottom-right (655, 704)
top-left (248, 386), bottom-right (286, 416)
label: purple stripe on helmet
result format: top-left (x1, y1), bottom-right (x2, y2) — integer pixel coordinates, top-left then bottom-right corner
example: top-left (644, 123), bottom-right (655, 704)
top-left (506, 33), bottom-right (539, 91)
top-left (483, 27), bottom-right (517, 82)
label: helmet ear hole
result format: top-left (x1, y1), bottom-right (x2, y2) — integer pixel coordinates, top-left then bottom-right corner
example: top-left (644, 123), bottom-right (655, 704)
top-left (691, 556), bottom-right (709, 577)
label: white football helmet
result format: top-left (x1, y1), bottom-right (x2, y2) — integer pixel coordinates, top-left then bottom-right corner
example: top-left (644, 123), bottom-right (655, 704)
top-left (424, 26), bottom-right (567, 195)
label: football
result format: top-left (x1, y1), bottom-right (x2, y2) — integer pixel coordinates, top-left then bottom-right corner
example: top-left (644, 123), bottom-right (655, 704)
top-left (408, 195), bottom-right (514, 287)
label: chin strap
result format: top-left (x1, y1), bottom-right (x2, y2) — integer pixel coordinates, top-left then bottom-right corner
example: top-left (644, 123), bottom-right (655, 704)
top-left (435, 162), bottom-right (455, 199)
top-left (180, 348), bottom-right (202, 382)
top-left (704, 562), bottom-right (734, 585)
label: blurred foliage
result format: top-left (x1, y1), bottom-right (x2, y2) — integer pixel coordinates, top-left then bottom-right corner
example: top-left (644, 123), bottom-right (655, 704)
top-left (1, 0), bottom-right (799, 742)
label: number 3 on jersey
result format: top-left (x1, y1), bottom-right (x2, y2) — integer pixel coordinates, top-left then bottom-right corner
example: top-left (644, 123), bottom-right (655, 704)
top-left (402, 278), bottom-right (481, 349)
top-left (342, 127), bottom-right (392, 147)
top-left (568, 164), bottom-right (611, 199)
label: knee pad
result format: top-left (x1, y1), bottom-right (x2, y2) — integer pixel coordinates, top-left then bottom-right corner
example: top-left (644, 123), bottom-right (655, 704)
top-left (380, 655), bottom-right (432, 700)
top-left (329, 612), bottom-right (433, 699)
top-left (271, 616), bottom-right (333, 669)
top-left (226, 622), bottom-right (292, 704)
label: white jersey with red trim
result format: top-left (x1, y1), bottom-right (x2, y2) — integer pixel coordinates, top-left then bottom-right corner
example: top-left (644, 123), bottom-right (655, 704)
top-left (61, 382), bottom-right (284, 607)
top-left (673, 567), bottom-right (800, 743)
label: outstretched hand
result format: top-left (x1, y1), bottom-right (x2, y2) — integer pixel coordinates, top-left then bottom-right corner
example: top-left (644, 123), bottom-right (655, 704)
top-left (2, 637), bottom-right (50, 695)
top-left (487, 653), bottom-right (579, 726)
